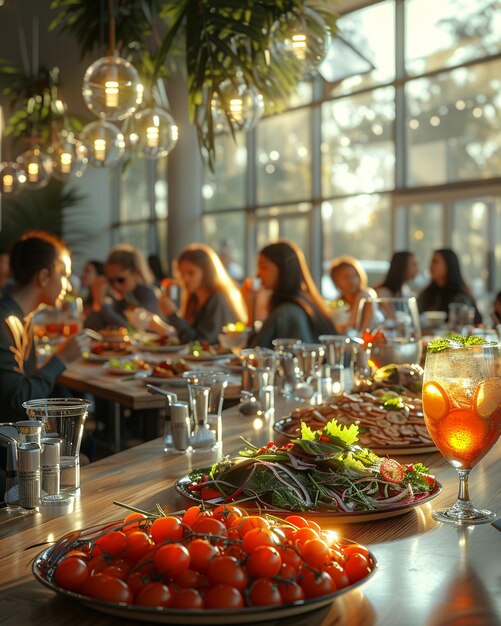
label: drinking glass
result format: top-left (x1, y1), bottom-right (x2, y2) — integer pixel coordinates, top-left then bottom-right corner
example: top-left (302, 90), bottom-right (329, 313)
top-left (422, 341), bottom-right (501, 524)
top-left (356, 297), bottom-right (422, 368)
top-left (22, 398), bottom-right (92, 495)
top-left (272, 338), bottom-right (301, 398)
top-left (292, 343), bottom-right (326, 403)
top-left (240, 347), bottom-right (276, 414)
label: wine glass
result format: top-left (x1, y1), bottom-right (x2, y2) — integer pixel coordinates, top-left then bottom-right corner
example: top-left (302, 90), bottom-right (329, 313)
top-left (422, 340), bottom-right (501, 524)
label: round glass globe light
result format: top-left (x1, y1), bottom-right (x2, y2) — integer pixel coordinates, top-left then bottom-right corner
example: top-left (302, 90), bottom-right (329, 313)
top-left (16, 147), bottom-right (52, 189)
top-left (48, 137), bottom-right (88, 182)
top-left (131, 107), bottom-right (179, 159)
top-left (82, 55), bottom-right (143, 121)
top-left (211, 78), bottom-right (264, 133)
top-left (80, 120), bottom-right (125, 168)
top-left (0, 161), bottom-right (22, 196)
top-left (271, 7), bottom-right (331, 74)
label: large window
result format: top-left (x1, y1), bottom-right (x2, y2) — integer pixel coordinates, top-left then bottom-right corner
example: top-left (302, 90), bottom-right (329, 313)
top-left (198, 0), bottom-right (501, 316)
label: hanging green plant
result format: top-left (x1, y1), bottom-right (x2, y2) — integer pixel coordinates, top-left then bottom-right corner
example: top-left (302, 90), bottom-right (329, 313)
top-left (49, 0), bottom-right (338, 169)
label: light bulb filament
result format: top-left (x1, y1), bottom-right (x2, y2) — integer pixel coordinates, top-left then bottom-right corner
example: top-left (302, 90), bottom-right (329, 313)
top-left (60, 152), bottom-right (72, 174)
top-left (104, 80), bottom-right (119, 108)
top-left (292, 33), bottom-right (307, 60)
top-left (2, 174), bottom-right (14, 192)
top-left (229, 98), bottom-right (244, 124)
top-left (27, 162), bottom-right (39, 183)
top-left (94, 139), bottom-right (106, 162)
top-left (146, 126), bottom-right (159, 148)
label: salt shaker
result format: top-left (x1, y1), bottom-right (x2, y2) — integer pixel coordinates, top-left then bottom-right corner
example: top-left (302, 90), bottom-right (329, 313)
top-left (41, 438), bottom-right (61, 496)
top-left (16, 420), bottom-right (42, 447)
top-left (18, 442), bottom-right (41, 510)
top-left (170, 402), bottom-right (192, 452)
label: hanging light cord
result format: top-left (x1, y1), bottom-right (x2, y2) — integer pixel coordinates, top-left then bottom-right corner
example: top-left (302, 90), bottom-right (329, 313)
top-left (108, 0), bottom-right (116, 56)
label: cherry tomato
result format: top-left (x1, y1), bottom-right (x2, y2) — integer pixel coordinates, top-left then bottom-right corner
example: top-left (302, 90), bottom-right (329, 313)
top-left (188, 538), bottom-right (220, 574)
top-left (54, 556), bottom-right (89, 592)
top-left (246, 546), bottom-right (282, 579)
top-left (174, 568), bottom-right (207, 589)
top-left (242, 527), bottom-right (279, 553)
top-left (300, 570), bottom-right (336, 598)
top-left (125, 531), bottom-right (153, 563)
top-left (291, 526), bottom-right (319, 547)
top-left (237, 515), bottom-right (269, 538)
top-left (94, 530), bottom-right (127, 556)
top-left (100, 564), bottom-right (128, 580)
top-left (301, 538), bottom-right (331, 568)
top-left (84, 573), bottom-right (133, 604)
top-left (181, 506), bottom-right (205, 528)
top-left (204, 584), bottom-right (244, 609)
top-left (213, 504), bottom-right (244, 528)
top-left (324, 562), bottom-right (349, 589)
top-left (208, 555), bottom-right (248, 591)
top-left (306, 520), bottom-right (322, 532)
top-left (135, 582), bottom-right (173, 607)
top-left (343, 552), bottom-right (372, 584)
top-left (278, 546), bottom-right (303, 572)
top-left (127, 570), bottom-right (151, 595)
top-left (123, 512), bottom-right (147, 533)
top-left (284, 515), bottom-right (309, 528)
top-left (248, 578), bottom-right (283, 607)
top-left (278, 579), bottom-right (305, 604)
top-left (150, 516), bottom-right (183, 544)
top-left (380, 458), bottom-right (405, 484)
top-left (191, 517), bottom-right (227, 537)
top-left (172, 588), bottom-right (205, 609)
top-left (342, 543), bottom-right (370, 561)
top-left (154, 543), bottom-right (190, 577)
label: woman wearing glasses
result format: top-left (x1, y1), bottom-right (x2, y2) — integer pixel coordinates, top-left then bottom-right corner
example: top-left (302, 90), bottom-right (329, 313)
top-left (159, 243), bottom-right (247, 344)
top-left (84, 244), bottom-right (160, 330)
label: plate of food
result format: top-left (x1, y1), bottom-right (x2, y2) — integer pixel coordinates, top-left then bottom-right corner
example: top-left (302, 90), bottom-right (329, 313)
top-left (143, 359), bottom-right (191, 385)
top-left (85, 341), bottom-right (135, 362)
top-left (98, 326), bottom-right (131, 343)
top-left (139, 336), bottom-right (187, 353)
top-left (274, 389), bottom-right (436, 455)
top-left (104, 358), bottom-right (152, 376)
top-left (32, 504), bottom-right (376, 623)
top-left (175, 417), bottom-right (441, 523)
top-left (183, 341), bottom-right (232, 362)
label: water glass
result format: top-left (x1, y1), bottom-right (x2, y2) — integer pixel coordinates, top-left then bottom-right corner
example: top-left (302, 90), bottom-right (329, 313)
top-left (292, 343), bottom-right (326, 404)
top-left (272, 338), bottom-right (301, 397)
top-left (22, 398), bottom-right (92, 495)
top-left (183, 370), bottom-right (229, 450)
top-left (240, 347), bottom-right (276, 414)
top-left (448, 303), bottom-right (475, 333)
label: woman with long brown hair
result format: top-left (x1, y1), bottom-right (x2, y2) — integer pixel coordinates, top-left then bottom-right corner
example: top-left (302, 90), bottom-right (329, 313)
top-left (248, 240), bottom-right (335, 348)
top-left (159, 243), bottom-right (247, 344)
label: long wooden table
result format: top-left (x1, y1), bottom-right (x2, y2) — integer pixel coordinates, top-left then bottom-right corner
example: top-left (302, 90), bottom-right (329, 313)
top-left (59, 358), bottom-right (241, 452)
top-left (0, 398), bottom-right (500, 626)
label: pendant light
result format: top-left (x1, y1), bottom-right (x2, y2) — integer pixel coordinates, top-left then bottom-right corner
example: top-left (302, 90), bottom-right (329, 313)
top-left (271, 7), bottom-right (331, 74)
top-left (80, 119), bottom-right (125, 168)
top-left (0, 162), bottom-right (22, 196)
top-left (16, 146), bottom-right (52, 189)
top-left (210, 75), bottom-right (264, 134)
top-left (81, 0), bottom-right (143, 121)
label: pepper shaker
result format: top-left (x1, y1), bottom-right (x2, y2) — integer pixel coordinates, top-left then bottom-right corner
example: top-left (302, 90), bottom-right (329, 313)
top-left (18, 443), bottom-right (41, 510)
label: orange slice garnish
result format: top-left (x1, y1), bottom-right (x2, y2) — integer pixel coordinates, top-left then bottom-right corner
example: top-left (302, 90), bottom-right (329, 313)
top-left (473, 378), bottom-right (501, 419)
top-left (423, 381), bottom-right (450, 421)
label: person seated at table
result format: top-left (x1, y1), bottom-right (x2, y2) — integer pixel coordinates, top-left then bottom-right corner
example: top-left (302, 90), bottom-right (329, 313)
top-left (84, 244), bottom-right (160, 330)
top-left (375, 251), bottom-right (418, 299)
top-left (247, 240), bottom-right (336, 348)
top-left (0, 231), bottom-right (89, 421)
top-left (80, 259), bottom-right (105, 314)
top-left (158, 243), bottom-right (247, 344)
top-left (329, 255), bottom-right (377, 333)
top-left (417, 248), bottom-right (482, 324)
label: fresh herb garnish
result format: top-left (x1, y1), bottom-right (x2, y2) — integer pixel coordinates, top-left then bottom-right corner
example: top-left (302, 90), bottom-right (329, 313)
top-left (428, 335), bottom-right (490, 352)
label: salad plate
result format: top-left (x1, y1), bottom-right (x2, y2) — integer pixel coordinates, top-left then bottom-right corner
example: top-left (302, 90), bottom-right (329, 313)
top-left (140, 342), bottom-right (188, 354)
top-left (174, 473), bottom-right (442, 523)
top-left (33, 543), bottom-right (376, 624)
top-left (143, 375), bottom-right (187, 386)
top-left (182, 353), bottom-right (232, 362)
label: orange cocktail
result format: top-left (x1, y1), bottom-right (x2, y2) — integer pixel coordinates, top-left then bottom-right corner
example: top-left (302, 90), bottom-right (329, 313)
top-left (422, 339), bottom-right (501, 524)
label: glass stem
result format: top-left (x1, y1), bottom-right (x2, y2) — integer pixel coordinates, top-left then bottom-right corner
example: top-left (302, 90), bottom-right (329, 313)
top-left (456, 468), bottom-right (472, 510)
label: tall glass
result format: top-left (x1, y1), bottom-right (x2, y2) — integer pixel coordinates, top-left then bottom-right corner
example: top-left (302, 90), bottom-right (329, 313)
top-left (240, 347), bottom-right (276, 414)
top-left (272, 338), bottom-right (301, 398)
top-left (422, 341), bottom-right (501, 524)
top-left (22, 398), bottom-right (91, 495)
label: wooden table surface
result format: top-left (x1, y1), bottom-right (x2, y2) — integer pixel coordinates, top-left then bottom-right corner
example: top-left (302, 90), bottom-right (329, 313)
top-left (0, 397), bottom-right (500, 626)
